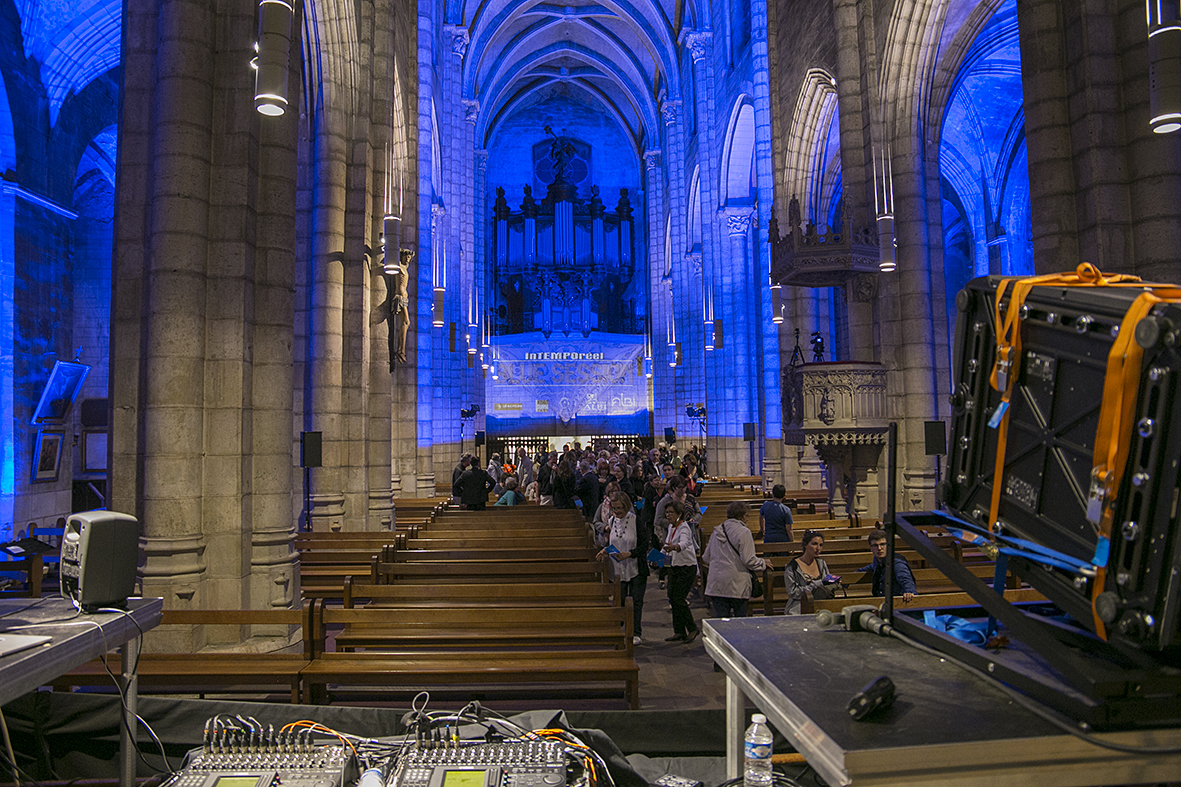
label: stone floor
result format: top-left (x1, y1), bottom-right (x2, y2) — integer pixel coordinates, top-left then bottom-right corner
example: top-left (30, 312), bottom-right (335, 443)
top-left (628, 578), bottom-right (728, 711)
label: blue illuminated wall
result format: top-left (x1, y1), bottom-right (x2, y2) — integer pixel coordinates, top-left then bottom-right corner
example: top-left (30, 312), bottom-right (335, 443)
top-left (0, 0), bottom-right (122, 539)
top-left (939, 0), bottom-right (1032, 355)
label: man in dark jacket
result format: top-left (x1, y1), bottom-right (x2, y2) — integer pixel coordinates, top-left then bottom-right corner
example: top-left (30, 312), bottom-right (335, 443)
top-left (451, 453), bottom-right (472, 498)
top-left (456, 465), bottom-right (494, 510)
top-left (858, 529), bottom-right (917, 601)
top-left (574, 460), bottom-right (600, 520)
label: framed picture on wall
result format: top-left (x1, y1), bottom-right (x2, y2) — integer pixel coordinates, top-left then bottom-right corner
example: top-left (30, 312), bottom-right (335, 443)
top-left (82, 430), bottom-right (108, 473)
top-left (33, 431), bottom-right (65, 483)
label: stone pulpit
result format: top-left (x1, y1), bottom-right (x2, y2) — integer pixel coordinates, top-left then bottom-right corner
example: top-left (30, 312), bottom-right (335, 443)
top-left (783, 361), bottom-right (888, 519)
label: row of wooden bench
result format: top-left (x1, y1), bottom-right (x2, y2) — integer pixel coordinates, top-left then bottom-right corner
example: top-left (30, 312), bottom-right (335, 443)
top-left (53, 598), bottom-right (639, 708)
top-left (57, 506), bottom-right (636, 707)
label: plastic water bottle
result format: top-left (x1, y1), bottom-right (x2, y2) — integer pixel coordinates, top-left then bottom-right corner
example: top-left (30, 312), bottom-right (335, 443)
top-left (743, 713), bottom-right (773, 787)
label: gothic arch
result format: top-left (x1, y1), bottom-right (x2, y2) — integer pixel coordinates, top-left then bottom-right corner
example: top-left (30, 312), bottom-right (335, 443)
top-left (720, 96), bottom-right (756, 205)
top-left (687, 165), bottom-right (701, 251)
top-left (782, 68), bottom-right (839, 224)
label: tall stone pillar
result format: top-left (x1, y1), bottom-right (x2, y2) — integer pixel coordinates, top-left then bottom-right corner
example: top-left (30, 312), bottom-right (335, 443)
top-left (307, 102), bottom-right (348, 531)
top-left (1017, 0), bottom-right (1181, 281)
top-left (366, 7), bottom-right (394, 527)
top-left (644, 150), bottom-right (674, 435)
top-left (661, 101), bottom-right (699, 441)
top-left (252, 86), bottom-right (300, 605)
top-left (885, 140), bottom-right (939, 511)
top-left (710, 208), bottom-right (758, 477)
top-left (685, 30), bottom-right (727, 473)
top-left (136, 0), bottom-right (214, 607)
top-left (750, 0), bottom-right (783, 486)
top-left (411, 0), bottom-right (437, 498)
top-left (832, 0), bottom-right (880, 362)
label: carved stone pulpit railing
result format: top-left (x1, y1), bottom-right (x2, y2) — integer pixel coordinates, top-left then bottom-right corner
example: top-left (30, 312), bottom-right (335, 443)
top-left (782, 361), bottom-right (888, 519)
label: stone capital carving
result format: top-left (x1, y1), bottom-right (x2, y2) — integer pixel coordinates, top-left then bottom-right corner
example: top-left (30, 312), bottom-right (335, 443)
top-left (431, 203), bottom-right (446, 226)
top-left (474, 149), bottom-right (489, 174)
top-left (850, 273), bottom-right (878, 302)
top-left (684, 31), bottom-right (712, 63)
top-left (722, 207), bottom-right (754, 237)
top-left (685, 252), bottom-right (702, 274)
top-left (643, 149), bottom-right (662, 171)
top-left (660, 100), bottom-right (682, 126)
top-left (445, 24), bottom-right (470, 57)
top-left (463, 99), bottom-right (480, 124)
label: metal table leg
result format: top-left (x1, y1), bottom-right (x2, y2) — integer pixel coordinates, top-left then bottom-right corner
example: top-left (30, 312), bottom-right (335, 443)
top-left (726, 675), bottom-right (744, 779)
top-left (120, 638), bottom-right (138, 787)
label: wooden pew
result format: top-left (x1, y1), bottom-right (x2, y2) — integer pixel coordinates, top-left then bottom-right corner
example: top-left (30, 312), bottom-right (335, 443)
top-left (52, 607), bottom-right (311, 701)
top-left (405, 533), bottom-right (593, 550)
top-left (300, 599), bottom-right (639, 708)
top-left (296, 539), bottom-right (392, 600)
top-left (371, 557), bottom-right (608, 584)
top-left (342, 577), bottom-right (620, 608)
top-left (809, 587), bottom-right (1047, 613)
top-left (330, 604), bottom-right (633, 652)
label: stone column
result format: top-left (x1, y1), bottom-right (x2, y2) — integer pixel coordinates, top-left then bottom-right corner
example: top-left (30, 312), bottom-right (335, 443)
top-left (644, 149), bottom-right (673, 435)
top-left (711, 207), bottom-right (757, 477)
top-left (307, 101), bottom-right (348, 531)
top-left (750, 0), bottom-right (783, 486)
top-left (252, 76), bottom-right (300, 607)
top-left (137, 0), bottom-right (214, 607)
top-left (885, 140), bottom-right (939, 510)
top-left (1017, 0), bottom-right (1181, 280)
top-left (661, 101), bottom-right (698, 440)
top-left (833, 0), bottom-right (879, 362)
top-left (460, 99), bottom-right (480, 423)
top-left (411, 0), bottom-right (436, 497)
top-left (685, 31), bottom-right (726, 471)
top-left (473, 148), bottom-right (489, 427)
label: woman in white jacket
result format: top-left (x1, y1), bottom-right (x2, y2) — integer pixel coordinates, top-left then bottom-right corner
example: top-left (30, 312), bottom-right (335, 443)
top-left (702, 501), bottom-right (766, 618)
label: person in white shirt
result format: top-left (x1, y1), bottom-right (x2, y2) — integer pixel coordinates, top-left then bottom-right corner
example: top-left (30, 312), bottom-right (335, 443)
top-left (702, 501), bottom-right (766, 618)
top-left (661, 499), bottom-right (699, 643)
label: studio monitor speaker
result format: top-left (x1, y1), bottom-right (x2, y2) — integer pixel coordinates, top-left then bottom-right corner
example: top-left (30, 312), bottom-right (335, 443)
top-left (61, 511), bottom-right (139, 610)
top-left (664, 427), bottom-right (677, 444)
top-left (744, 422), bottom-right (757, 442)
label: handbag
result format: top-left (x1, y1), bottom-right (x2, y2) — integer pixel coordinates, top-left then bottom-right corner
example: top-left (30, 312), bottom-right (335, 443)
top-left (720, 523), bottom-right (763, 598)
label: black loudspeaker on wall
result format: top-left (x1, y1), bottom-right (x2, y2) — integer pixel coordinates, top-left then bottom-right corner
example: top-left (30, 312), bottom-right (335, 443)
top-left (475, 430), bottom-right (486, 447)
top-left (743, 422), bottom-right (757, 442)
top-left (61, 510), bottom-right (139, 610)
top-left (924, 420), bottom-right (946, 456)
top-left (301, 431), bottom-right (322, 468)
top-left (664, 427), bottom-right (676, 444)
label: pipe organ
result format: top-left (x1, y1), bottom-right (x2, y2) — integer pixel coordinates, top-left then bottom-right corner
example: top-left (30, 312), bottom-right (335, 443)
top-left (489, 179), bottom-right (640, 339)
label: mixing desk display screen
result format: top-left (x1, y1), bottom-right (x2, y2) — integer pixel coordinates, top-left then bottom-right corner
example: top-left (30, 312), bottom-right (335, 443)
top-left (214, 777), bottom-right (265, 787)
top-left (442, 771), bottom-right (488, 787)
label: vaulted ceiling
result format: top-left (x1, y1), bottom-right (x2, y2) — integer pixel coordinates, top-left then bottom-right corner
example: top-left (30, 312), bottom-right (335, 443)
top-left (16, 0), bottom-right (122, 126)
top-left (455, 0), bottom-right (699, 152)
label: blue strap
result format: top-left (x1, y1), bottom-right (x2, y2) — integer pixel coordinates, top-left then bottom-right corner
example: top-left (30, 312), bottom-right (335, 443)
top-left (922, 611), bottom-right (991, 645)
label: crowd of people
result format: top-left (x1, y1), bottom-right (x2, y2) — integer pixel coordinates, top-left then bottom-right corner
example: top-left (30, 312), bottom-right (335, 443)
top-left (448, 441), bottom-right (918, 644)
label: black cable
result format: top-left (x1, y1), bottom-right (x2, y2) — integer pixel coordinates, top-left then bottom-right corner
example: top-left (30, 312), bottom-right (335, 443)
top-left (885, 625), bottom-right (1181, 754)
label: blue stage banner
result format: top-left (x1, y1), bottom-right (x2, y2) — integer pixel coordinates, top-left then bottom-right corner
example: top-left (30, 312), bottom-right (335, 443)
top-left (486, 333), bottom-right (649, 436)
